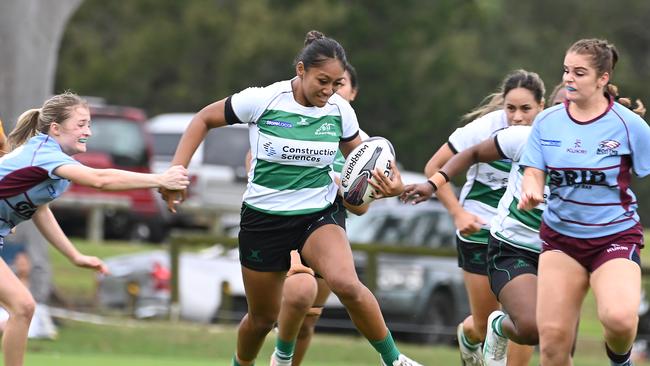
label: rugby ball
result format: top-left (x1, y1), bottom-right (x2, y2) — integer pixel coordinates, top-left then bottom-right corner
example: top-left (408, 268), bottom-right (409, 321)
top-left (341, 137), bottom-right (395, 206)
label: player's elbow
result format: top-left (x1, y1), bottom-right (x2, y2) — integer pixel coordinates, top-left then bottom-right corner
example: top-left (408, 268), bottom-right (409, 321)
top-left (86, 171), bottom-right (112, 190)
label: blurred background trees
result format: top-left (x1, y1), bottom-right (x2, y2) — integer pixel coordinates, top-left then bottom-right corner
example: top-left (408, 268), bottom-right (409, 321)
top-left (54, 0), bottom-right (650, 219)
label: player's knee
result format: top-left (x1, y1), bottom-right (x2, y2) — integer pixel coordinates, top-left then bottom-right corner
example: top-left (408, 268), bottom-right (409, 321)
top-left (283, 292), bottom-right (316, 313)
top-left (538, 324), bottom-right (573, 359)
top-left (247, 313), bottom-right (278, 333)
top-left (600, 308), bottom-right (638, 338)
top-left (283, 276), bottom-right (317, 311)
top-left (328, 277), bottom-right (364, 304)
top-left (8, 294), bottom-right (36, 321)
top-left (513, 317), bottom-right (539, 345)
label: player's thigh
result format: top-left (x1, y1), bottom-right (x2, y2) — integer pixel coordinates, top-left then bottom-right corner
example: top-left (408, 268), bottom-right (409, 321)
top-left (537, 251), bottom-right (588, 338)
top-left (301, 224), bottom-right (358, 284)
top-left (241, 266), bottom-right (286, 319)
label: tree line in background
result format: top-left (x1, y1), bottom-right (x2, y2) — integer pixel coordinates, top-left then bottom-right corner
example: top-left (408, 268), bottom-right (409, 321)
top-left (55, 0), bottom-right (650, 220)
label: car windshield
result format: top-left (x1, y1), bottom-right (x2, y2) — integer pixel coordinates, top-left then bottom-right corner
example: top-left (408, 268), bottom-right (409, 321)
top-left (151, 133), bottom-right (182, 159)
top-left (347, 201), bottom-right (455, 248)
top-left (202, 127), bottom-right (249, 169)
top-left (87, 117), bottom-right (147, 167)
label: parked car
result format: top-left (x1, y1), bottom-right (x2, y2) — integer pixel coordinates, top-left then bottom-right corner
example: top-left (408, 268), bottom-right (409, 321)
top-left (51, 101), bottom-right (169, 242)
top-left (147, 113), bottom-right (249, 229)
top-left (95, 245), bottom-right (243, 322)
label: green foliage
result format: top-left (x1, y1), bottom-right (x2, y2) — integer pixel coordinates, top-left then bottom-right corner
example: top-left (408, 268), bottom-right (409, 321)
top-left (56, 0), bottom-right (650, 219)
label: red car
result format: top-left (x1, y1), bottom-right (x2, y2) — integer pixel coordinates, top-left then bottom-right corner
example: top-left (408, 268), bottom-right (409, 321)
top-left (51, 101), bottom-right (169, 242)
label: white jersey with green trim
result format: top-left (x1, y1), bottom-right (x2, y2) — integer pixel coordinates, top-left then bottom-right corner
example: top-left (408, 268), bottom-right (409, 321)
top-left (491, 125), bottom-right (548, 253)
top-left (229, 79), bottom-right (359, 215)
top-left (448, 110), bottom-right (511, 244)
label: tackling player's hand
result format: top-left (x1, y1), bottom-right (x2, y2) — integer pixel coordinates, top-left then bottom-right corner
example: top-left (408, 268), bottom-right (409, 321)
top-left (159, 187), bottom-right (186, 213)
top-left (400, 182), bottom-right (435, 204)
top-left (287, 250), bottom-right (314, 277)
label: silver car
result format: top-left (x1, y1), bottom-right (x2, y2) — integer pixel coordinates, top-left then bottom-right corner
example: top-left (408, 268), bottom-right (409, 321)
top-left (96, 246), bottom-right (244, 322)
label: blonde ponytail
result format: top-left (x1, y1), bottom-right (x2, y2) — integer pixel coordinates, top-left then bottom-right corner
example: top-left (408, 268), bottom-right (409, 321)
top-left (7, 109), bottom-right (41, 151)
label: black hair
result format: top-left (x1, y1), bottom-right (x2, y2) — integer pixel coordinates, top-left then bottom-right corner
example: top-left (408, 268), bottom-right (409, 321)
top-left (462, 69), bottom-right (545, 122)
top-left (345, 62), bottom-right (359, 90)
top-left (294, 30), bottom-right (347, 70)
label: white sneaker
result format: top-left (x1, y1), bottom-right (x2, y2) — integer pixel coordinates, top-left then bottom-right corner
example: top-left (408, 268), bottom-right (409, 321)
top-left (457, 323), bottom-right (484, 366)
top-left (483, 311), bottom-right (507, 366)
top-left (380, 354), bottom-right (424, 366)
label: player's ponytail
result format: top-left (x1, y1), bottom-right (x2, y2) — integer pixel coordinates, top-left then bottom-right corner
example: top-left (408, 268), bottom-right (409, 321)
top-left (7, 109), bottom-right (41, 151)
top-left (607, 84), bottom-right (646, 117)
top-left (461, 93), bottom-right (504, 124)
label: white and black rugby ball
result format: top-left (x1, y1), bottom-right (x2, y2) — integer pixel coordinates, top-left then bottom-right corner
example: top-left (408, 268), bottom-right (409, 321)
top-left (341, 136), bottom-right (395, 206)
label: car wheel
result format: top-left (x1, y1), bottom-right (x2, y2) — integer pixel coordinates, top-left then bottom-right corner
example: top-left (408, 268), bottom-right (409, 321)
top-left (417, 289), bottom-right (456, 344)
top-left (129, 220), bottom-right (168, 243)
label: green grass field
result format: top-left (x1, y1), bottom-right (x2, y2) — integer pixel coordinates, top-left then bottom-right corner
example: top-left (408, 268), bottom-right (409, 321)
top-left (20, 318), bottom-right (648, 366)
top-left (22, 238), bottom-right (650, 365)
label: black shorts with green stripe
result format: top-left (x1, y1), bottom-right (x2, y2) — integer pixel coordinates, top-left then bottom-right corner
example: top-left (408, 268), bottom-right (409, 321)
top-left (238, 196), bottom-right (346, 272)
top-left (456, 237), bottom-right (488, 275)
top-left (487, 234), bottom-right (539, 300)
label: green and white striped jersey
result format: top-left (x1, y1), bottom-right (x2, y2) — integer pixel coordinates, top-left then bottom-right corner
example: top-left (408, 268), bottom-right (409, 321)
top-left (491, 125), bottom-right (547, 253)
top-left (229, 79), bottom-right (359, 215)
top-left (448, 110), bottom-right (510, 244)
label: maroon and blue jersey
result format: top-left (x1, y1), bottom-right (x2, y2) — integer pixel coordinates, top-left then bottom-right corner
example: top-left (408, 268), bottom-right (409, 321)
top-left (0, 133), bottom-right (79, 237)
top-left (520, 97), bottom-right (650, 239)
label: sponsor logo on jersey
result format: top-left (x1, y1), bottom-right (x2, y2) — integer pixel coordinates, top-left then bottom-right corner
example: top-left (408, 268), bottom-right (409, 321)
top-left (263, 142), bottom-right (277, 156)
top-left (315, 122), bottom-right (337, 136)
top-left (541, 139), bottom-right (561, 147)
top-left (277, 145), bottom-right (336, 163)
top-left (13, 201), bottom-right (37, 219)
top-left (566, 139), bottom-right (587, 154)
top-left (548, 169), bottom-right (606, 186)
top-left (597, 139), bottom-right (620, 155)
top-left (297, 117), bottom-right (310, 126)
top-left (265, 120), bottom-right (293, 128)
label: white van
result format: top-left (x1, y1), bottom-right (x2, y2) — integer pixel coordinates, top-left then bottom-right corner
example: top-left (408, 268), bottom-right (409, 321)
top-left (147, 113), bottom-right (250, 229)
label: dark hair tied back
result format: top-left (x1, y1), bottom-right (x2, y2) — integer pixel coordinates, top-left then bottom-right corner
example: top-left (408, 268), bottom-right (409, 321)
top-left (608, 84), bottom-right (646, 117)
top-left (304, 30), bottom-right (325, 46)
top-left (295, 30), bottom-right (347, 71)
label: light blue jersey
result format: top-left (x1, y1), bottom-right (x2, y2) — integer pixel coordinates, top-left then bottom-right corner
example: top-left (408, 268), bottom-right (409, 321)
top-left (0, 133), bottom-right (80, 237)
top-left (520, 98), bottom-right (650, 238)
